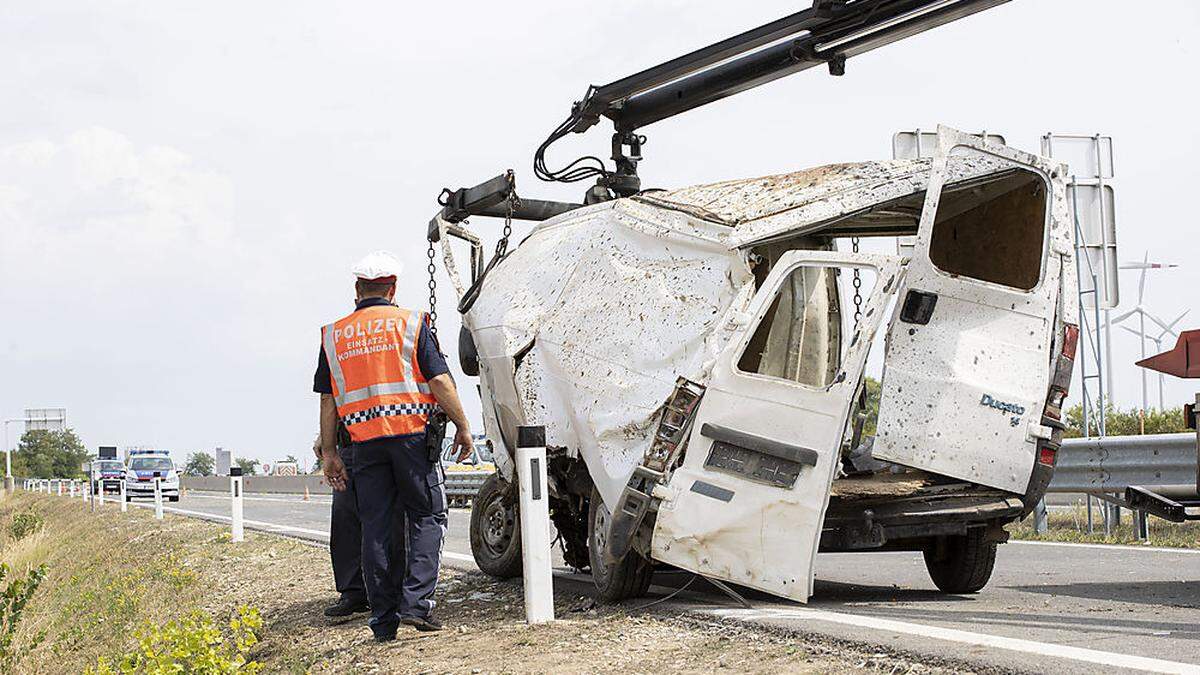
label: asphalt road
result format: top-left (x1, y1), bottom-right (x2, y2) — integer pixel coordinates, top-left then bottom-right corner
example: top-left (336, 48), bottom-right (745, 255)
top-left (142, 491), bottom-right (1199, 674)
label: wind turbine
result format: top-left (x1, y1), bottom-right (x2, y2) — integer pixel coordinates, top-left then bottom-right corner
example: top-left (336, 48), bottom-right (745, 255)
top-left (1112, 252), bottom-right (1181, 412)
top-left (1120, 310), bottom-right (1188, 410)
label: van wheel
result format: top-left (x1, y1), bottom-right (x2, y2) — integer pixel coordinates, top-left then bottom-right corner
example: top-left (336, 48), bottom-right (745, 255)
top-left (588, 486), bottom-right (653, 602)
top-left (923, 529), bottom-right (997, 594)
top-left (470, 473), bottom-right (522, 578)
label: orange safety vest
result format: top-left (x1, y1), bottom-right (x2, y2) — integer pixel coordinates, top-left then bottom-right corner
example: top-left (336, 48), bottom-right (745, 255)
top-left (321, 304), bottom-right (438, 442)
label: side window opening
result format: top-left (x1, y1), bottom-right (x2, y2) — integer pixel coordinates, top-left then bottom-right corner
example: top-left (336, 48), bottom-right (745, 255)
top-left (738, 265), bottom-right (843, 388)
top-left (929, 165), bottom-right (1047, 290)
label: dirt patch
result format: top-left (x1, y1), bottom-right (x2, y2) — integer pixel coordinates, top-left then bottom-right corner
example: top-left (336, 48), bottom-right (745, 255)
top-left (3, 491), bottom-right (971, 673)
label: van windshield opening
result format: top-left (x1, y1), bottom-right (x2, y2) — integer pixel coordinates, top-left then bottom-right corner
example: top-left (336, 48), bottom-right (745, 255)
top-left (130, 457), bottom-right (172, 471)
top-left (929, 164), bottom-right (1047, 290)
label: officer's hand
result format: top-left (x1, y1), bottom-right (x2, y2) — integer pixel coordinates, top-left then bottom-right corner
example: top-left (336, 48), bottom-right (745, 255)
top-left (453, 427), bottom-right (474, 463)
top-left (322, 450), bottom-right (349, 491)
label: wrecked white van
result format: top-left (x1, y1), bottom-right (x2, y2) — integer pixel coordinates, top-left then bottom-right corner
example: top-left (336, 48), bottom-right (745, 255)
top-left (434, 127), bottom-right (1078, 603)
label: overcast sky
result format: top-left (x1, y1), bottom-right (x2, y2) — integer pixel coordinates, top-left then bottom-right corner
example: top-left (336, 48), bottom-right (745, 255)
top-left (1, 0), bottom-right (1196, 466)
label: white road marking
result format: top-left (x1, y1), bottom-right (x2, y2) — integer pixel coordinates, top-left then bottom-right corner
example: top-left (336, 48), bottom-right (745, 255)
top-left (1011, 539), bottom-right (1200, 554)
top-left (704, 606), bottom-right (1200, 674)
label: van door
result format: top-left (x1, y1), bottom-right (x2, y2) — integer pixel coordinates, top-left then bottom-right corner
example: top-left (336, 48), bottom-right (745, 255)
top-left (652, 250), bottom-right (902, 602)
top-left (873, 126), bottom-right (1061, 494)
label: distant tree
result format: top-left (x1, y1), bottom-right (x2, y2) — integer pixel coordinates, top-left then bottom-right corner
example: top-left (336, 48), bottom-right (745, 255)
top-left (861, 376), bottom-right (881, 437)
top-left (1064, 404), bottom-right (1190, 438)
top-left (183, 452), bottom-right (215, 476)
top-left (283, 454), bottom-right (300, 465)
top-left (233, 457), bottom-right (261, 476)
top-left (11, 429), bottom-right (90, 479)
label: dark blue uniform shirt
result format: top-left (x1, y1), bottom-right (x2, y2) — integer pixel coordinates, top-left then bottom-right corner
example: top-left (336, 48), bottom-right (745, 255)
top-left (313, 297), bottom-right (449, 395)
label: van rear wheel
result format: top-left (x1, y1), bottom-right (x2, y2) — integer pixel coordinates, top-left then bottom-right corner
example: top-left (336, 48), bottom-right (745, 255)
top-left (470, 473), bottom-right (522, 578)
top-left (588, 486), bottom-right (653, 602)
top-left (923, 529), bottom-right (996, 594)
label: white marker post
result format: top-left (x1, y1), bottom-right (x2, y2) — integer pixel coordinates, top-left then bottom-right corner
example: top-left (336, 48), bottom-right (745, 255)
top-left (119, 478), bottom-right (127, 512)
top-left (97, 478), bottom-right (105, 508)
top-left (153, 472), bottom-right (164, 520)
top-left (81, 480), bottom-right (88, 504)
top-left (230, 466), bottom-right (244, 542)
top-left (516, 425), bottom-right (554, 624)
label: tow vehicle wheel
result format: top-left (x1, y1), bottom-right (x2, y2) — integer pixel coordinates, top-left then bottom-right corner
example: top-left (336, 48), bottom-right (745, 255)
top-left (923, 529), bottom-right (997, 594)
top-left (588, 486), bottom-right (653, 602)
top-left (470, 473), bottom-right (522, 578)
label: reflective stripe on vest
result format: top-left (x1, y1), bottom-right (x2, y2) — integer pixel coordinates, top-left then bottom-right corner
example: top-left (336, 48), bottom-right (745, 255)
top-left (321, 305), bottom-right (437, 442)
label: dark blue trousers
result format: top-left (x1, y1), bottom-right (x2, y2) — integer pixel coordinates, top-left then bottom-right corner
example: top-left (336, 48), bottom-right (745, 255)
top-left (352, 434), bottom-right (447, 636)
top-left (329, 446), bottom-right (406, 603)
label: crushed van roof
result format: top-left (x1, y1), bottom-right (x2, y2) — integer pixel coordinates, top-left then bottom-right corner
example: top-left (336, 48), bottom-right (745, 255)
top-left (634, 155), bottom-right (1008, 247)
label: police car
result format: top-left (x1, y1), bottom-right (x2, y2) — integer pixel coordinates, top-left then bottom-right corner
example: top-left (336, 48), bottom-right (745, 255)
top-left (91, 459), bottom-right (126, 495)
top-left (124, 449), bottom-right (180, 502)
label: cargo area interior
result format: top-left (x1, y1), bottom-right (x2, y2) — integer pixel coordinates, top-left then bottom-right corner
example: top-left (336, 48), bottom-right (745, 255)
top-left (739, 165), bottom-right (1050, 539)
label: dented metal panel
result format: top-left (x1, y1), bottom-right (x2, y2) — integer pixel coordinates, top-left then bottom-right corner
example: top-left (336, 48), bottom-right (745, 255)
top-left (873, 127), bottom-right (1074, 493)
top-left (462, 200), bottom-right (754, 508)
top-left (653, 251), bottom-right (904, 602)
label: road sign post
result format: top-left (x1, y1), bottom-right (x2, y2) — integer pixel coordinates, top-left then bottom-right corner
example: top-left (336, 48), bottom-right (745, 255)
top-left (516, 425), bottom-right (554, 624)
top-left (153, 473), bottom-right (164, 520)
top-left (230, 467), bottom-right (244, 542)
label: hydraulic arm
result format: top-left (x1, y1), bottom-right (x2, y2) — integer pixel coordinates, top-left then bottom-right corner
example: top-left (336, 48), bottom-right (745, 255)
top-left (433, 0), bottom-right (1010, 237)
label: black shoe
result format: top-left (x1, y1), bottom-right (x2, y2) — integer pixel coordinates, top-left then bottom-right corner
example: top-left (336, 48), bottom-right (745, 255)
top-left (324, 596), bottom-right (370, 618)
top-left (373, 631), bottom-right (397, 643)
top-left (401, 615), bottom-right (443, 632)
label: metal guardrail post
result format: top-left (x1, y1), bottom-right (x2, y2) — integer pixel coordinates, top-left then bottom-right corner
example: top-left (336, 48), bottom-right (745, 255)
top-left (1135, 509), bottom-right (1149, 539)
top-left (1033, 498), bottom-right (1048, 534)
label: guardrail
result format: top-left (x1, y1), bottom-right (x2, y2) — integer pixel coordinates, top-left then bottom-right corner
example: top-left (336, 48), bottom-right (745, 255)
top-left (1048, 433), bottom-right (1198, 495)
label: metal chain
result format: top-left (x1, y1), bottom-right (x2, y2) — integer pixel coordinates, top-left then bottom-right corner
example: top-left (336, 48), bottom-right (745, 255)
top-left (851, 237), bottom-right (862, 327)
top-left (426, 239), bottom-right (439, 341)
top-left (493, 169), bottom-right (519, 260)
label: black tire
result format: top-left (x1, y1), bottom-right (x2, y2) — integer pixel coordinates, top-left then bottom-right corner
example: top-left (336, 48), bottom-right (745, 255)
top-left (923, 529), bottom-right (997, 594)
top-left (470, 472), bottom-right (522, 578)
top-left (588, 486), bottom-right (653, 602)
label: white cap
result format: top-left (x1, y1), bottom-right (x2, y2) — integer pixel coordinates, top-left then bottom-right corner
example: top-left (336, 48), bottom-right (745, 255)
top-left (351, 250), bottom-right (402, 281)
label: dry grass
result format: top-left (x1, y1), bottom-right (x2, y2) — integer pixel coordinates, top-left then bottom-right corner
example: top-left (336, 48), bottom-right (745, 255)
top-left (1, 491), bottom-right (968, 674)
top-left (1009, 502), bottom-right (1200, 548)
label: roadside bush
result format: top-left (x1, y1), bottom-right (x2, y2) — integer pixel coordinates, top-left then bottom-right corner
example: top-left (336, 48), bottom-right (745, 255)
top-left (88, 605), bottom-right (264, 674)
top-left (7, 512), bottom-right (42, 541)
top-left (0, 563), bottom-right (49, 672)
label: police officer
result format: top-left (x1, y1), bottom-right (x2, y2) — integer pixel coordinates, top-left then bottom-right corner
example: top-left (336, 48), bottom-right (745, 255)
top-left (314, 251), bottom-right (473, 640)
top-left (310, 432), bottom-right (407, 619)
